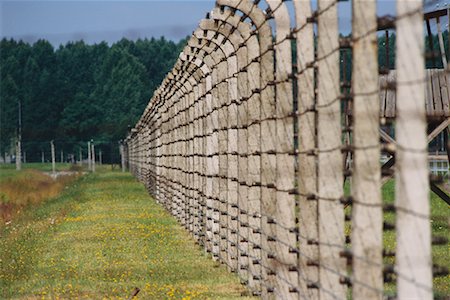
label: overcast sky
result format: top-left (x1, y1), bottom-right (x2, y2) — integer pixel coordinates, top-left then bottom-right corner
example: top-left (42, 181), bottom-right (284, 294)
top-left (0, 0), bottom-right (447, 47)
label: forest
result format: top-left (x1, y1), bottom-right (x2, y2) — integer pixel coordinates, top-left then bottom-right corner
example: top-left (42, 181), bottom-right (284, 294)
top-left (0, 37), bottom-right (186, 163)
top-left (0, 32), bottom-right (447, 163)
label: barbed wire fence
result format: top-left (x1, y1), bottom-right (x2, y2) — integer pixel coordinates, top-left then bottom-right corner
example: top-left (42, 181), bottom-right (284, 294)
top-left (125, 0), bottom-right (449, 299)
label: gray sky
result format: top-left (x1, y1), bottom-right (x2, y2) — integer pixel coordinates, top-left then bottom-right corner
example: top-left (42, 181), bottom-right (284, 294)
top-left (0, 0), bottom-right (447, 46)
top-left (1, 1), bottom-right (215, 45)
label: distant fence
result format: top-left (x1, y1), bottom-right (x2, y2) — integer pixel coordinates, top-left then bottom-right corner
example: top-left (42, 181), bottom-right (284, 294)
top-left (125, 1), bottom-right (448, 299)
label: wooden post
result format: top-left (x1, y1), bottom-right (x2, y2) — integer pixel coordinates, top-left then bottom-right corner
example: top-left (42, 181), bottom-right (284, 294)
top-left (352, 0), bottom-right (383, 298)
top-left (91, 142), bottom-right (96, 172)
top-left (60, 150), bottom-right (63, 163)
top-left (197, 77), bottom-right (206, 247)
top-left (188, 88), bottom-right (195, 234)
top-left (385, 30), bottom-right (390, 69)
top-left (317, 0), bottom-right (345, 299)
top-left (268, 1), bottom-right (298, 297)
top-left (88, 141), bottom-right (91, 171)
top-left (396, 1), bottom-right (432, 299)
top-left (15, 139), bottom-right (21, 171)
top-left (42, 151), bottom-right (45, 163)
top-left (51, 140), bottom-right (56, 174)
top-left (120, 144), bottom-right (126, 172)
top-left (212, 64), bottom-right (220, 261)
top-left (255, 10), bottom-right (277, 299)
top-left (191, 83), bottom-right (199, 238)
top-left (225, 39), bottom-right (239, 273)
top-left (217, 56), bottom-right (229, 264)
top-left (171, 89), bottom-right (179, 219)
top-left (205, 69), bottom-right (215, 256)
top-left (294, 0), bottom-right (318, 297)
top-left (16, 99), bottom-right (22, 171)
top-left (245, 30), bottom-right (262, 295)
top-left (437, 17), bottom-right (448, 68)
top-left (99, 150), bottom-right (102, 165)
top-left (182, 79), bottom-right (189, 230)
top-left (426, 20), bottom-right (436, 68)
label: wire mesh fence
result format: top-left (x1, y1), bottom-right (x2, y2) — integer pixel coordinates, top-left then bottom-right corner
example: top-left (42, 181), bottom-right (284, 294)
top-left (125, 0), bottom-right (449, 299)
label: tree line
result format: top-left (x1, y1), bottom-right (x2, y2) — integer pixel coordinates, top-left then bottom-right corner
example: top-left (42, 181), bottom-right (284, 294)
top-left (1, 37), bottom-right (186, 162)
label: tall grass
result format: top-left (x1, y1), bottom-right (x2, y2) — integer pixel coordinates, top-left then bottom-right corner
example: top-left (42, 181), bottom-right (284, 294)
top-left (0, 169), bottom-right (78, 223)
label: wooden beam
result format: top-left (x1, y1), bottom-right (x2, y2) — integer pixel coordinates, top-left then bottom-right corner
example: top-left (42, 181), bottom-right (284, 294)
top-left (437, 17), bottom-right (448, 68)
top-left (428, 118), bottom-right (450, 143)
top-left (380, 128), bottom-right (396, 144)
top-left (430, 182), bottom-right (450, 205)
top-left (426, 19), bottom-right (436, 68)
top-left (424, 8), bottom-right (448, 21)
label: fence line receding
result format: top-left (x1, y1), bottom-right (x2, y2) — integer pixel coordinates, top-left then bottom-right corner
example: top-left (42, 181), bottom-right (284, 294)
top-left (125, 0), bottom-right (449, 299)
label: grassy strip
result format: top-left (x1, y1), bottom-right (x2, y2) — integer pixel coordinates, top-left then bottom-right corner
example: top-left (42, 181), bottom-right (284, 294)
top-left (0, 171), bottom-right (253, 299)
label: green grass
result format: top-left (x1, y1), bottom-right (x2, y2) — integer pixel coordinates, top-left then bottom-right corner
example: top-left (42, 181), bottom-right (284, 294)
top-left (381, 180), bottom-right (449, 298)
top-left (345, 179), bottom-right (449, 298)
top-left (1, 165), bottom-right (447, 298)
top-left (0, 169), bottom-right (252, 299)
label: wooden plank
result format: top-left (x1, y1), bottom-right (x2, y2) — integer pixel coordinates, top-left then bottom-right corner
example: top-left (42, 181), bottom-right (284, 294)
top-left (438, 70), bottom-right (450, 116)
top-left (428, 118), bottom-right (450, 143)
top-left (380, 128), bottom-right (396, 145)
top-left (447, 68), bottom-right (450, 117)
top-left (385, 71), bottom-right (396, 118)
top-left (379, 75), bottom-right (387, 118)
top-left (396, 1), bottom-right (432, 299)
top-left (317, 0), bottom-right (346, 299)
top-left (294, 0), bottom-right (319, 298)
top-left (432, 69), bottom-right (443, 117)
top-left (425, 70), bottom-right (433, 116)
top-left (437, 17), bottom-right (448, 67)
top-left (430, 182), bottom-right (450, 205)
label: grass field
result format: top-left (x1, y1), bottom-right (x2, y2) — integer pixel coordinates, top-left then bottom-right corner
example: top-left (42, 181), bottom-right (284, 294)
top-left (344, 179), bottom-right (449, 298)
top-left (380, 180), bottom-right (449, 298)
top-left (0, 164), bottom-right (448, 299)
top-left (0, 167), bottom-right (252, 299)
